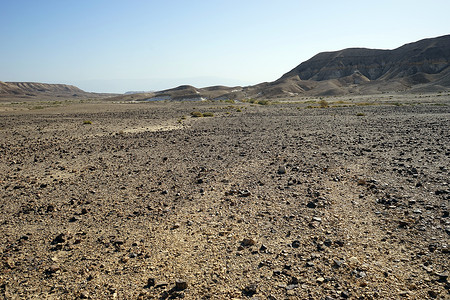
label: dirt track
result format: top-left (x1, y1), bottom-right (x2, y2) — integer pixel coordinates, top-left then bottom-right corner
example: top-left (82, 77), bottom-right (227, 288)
top-left (0, 98), bottom-right (449, 299)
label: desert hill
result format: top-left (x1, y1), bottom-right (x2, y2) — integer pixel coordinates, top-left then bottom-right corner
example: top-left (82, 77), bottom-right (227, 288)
top-left (280, 34), bottom-right (450, 82)
top-left (271, 34), bottom-right (450, 96)
top-left (0, 82), bottom-right (115, 101)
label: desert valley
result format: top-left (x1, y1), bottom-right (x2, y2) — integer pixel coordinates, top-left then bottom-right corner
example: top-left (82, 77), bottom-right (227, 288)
top-left (0, 35), bottom-right (449, 299)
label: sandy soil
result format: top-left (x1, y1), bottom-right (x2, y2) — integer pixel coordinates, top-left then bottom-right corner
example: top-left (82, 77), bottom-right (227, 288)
top-left (0, 96), bottom-right (449, 299)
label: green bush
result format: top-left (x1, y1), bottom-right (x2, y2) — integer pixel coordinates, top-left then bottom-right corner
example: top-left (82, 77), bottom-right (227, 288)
top-left (83, 120), bottom-right (92, 125)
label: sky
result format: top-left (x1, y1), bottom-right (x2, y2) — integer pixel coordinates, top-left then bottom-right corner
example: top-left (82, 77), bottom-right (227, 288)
top-left (1, 0), bottom-right (449, 93)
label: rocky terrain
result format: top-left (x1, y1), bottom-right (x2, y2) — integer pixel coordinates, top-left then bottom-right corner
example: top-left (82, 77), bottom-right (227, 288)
top-left (0, 94), bottom-right (449, 299)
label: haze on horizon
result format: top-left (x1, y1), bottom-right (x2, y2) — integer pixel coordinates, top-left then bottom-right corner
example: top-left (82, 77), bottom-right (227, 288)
top-left (1, 0), bottom-right (449, 94)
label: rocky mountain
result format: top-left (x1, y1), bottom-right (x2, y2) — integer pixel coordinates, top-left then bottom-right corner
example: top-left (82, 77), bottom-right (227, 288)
top-left (280, 35), bottom-right (450, 82)
top-left (273, 34), bottom-right (450, 96)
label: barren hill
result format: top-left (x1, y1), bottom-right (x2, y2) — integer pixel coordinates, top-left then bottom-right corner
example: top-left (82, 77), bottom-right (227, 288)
top-left (0, 82), bottom-right (115, 101)
top-left (272, 34), bottom-right (450, 96)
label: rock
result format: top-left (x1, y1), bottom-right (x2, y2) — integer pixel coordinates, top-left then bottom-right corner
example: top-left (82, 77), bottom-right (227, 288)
top-left (312, 216), bottom-right (322, 222)
top-left (46, 264), bottom-right (60, 274)
top-left (306, 201), bottom-right (317, 208)
top-left (239, 190), bottom-right (251, 197)
top-left (291, 240), bottom-right (300, 248)
top-left (428, 290), bottom-right (438, 298)
top-left (348, 257), bottom-right (359, 266)
top-left (171, 223), bottom-right (181, 230)
top-left (241, 238), bottom-right (256, 247)
top-left (333, 259), bottom-right (344, 268)
top-left (278, 166), bottom-right (286, 174)
top-left (434, 271), bottom-right (449, 282)
top-left (146, 278), bottom-right (155, 287)
top-left (79, 290), bottom-right (89, 299)
top-left (259, 244), bottom-right (268, 252)
top-left (316, 277), bottom-right (325, 284)
top-left (51, 233), bottom-right (66, 245)
top-left (289, 276), bottom-right (299, 284)
top-left (435, 189), bottom-right (448, 195)
top-left (175, 279), bottom-right (188, 290)
top-left (285, 284), bottom-right (298, 290)
top-left (155, 281), bottom-right (169, 288)
top-left (242, 284), bottom-right (257, 296)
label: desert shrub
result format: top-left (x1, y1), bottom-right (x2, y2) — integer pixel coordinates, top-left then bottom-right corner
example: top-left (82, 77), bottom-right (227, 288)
top-left (318, 99), bottom-right (329, 108)
top-left (356, 113), bottom-right (366, 116)
top-left (257, 100), bottom-right (270, 105)
top-left (83, 120), bottom-right (92, 125)
top-left (202, 112), bottom-right (214, 117)
top-left (191, 111), bottom-right (203, 118)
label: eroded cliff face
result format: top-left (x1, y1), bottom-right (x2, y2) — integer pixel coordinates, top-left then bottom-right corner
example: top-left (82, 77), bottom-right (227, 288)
top-left (281, 35), bottom-right (450, 82)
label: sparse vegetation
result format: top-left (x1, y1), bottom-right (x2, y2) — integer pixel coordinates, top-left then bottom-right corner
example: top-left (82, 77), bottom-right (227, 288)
top-left (356, 113), bottom-right (366, 116)
top-left (245, 99), bottom-right (271, 105)
top-left (202, 112), bottom-right (214, 117)
top-left (190, 111), bottom-right (214, 118)
top-left (191, 111), bottom-right (203, 118)
top-left (257, 100), bottom-right (270, 105)
top-left (318, 99), bottom-right (329, 108)
top-left (83, 120), bottom-right (92, 125)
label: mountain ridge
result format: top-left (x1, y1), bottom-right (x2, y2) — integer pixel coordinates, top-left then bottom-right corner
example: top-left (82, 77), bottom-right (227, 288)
top-left (2, 34), bottom-right (449, 101)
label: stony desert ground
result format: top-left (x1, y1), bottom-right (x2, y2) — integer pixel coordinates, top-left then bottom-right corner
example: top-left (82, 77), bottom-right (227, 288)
top-left (0, 94), bottom-right (449, 299)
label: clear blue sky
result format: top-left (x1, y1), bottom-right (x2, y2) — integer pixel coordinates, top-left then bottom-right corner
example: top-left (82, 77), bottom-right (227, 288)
top-left (1, 0), bottom-right (449, 93)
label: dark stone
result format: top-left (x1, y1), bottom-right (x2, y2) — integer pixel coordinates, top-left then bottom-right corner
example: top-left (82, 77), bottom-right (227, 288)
top-left (175, 279), bottom-right (188, 291)
top-left (428, 290), bottom-right (438, 298)
top-left (341, 291), bottom-right (350, 298)
top-left (306, 201), bottom-right (317, 208)
top-left (241, 238), bottom-right (256, 247)
top-left (146, 278), bottom-right (155, 287)
top-left (51, 233), bottom-right (66, 245)
top-left (155, 281), bottom-right (169, 288)
top-left (242, 284), bottom-right (257, 296)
